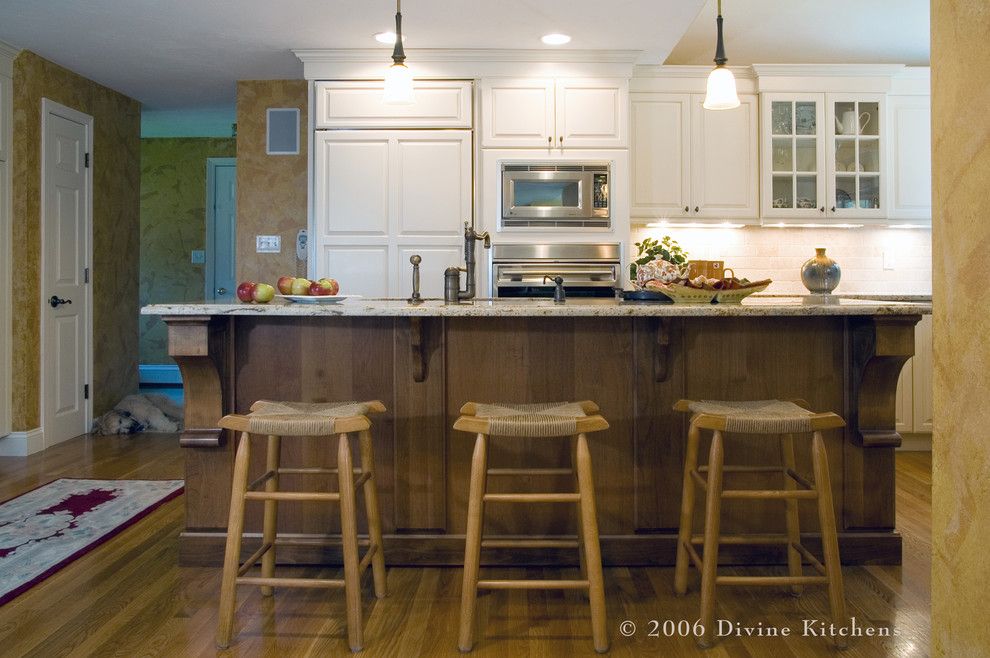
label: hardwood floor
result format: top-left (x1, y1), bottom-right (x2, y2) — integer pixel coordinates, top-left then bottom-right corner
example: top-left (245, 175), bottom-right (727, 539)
top-left (0, 435), bottom-right (931, 657)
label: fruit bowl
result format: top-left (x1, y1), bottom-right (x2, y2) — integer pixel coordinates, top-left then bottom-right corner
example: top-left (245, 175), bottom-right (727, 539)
top-left (277, 294), bottom-right (358, 305)
top-left (654, 283), bottom-right (717, 304)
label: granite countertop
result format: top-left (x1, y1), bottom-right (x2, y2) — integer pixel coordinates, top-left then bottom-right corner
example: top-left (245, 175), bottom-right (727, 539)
top-left (143, 296), bottom-right (932, 318)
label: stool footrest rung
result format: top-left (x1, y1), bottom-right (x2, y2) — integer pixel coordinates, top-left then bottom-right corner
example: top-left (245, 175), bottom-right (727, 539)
top-left (247, 470), bottom-right (276, 491)
top-left (272, 536), bottom-right (372, 547)
top-left (237, 542), bottom-right (273, 576)
top-left (684, 541), bottom-right (704, 572)
top-left (698, 465), bottom-right (782, 473)
top-left (236, 576), bottom-right (345, 589)
top-left (721, 489), bottom-right (818, 500)
top-left (483, 493), bottom-right (581, 503)
top-left (793, 542), bottom-right (827, 575)
top-left (716, 575), bottom-right (829, 587)
top-left (277, 467), bottom-right (362, 476)
top-left (486, 468), bottom-right (573, 477)
top-left (690, 534), bottom-right (790, 545)
top-left (481, 538), bottom-right (580, 549)
top-left (359, 543), bottom-right (379, 574)
top-left (244, 491), bottom-right (340, 502)
top-left (352, 472), bottom-right (372, 490)
top-left (477, 579), bottom-right (590, 590)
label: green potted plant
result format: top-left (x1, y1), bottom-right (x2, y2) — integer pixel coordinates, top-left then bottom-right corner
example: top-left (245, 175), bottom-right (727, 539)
top-left (630, 236), bottom-right (689, 285)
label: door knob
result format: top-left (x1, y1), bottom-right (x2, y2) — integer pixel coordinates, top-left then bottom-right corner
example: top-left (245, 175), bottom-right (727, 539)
top-left (216, 287), bottom-right (227, 296)
top-left (49, 296), bottom-right (72, 308)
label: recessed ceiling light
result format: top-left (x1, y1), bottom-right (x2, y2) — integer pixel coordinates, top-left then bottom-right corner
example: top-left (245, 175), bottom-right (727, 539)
top-left (374, 31), bottom-right (404, 45)
top-left (541, 33), bottom-right (571, 46)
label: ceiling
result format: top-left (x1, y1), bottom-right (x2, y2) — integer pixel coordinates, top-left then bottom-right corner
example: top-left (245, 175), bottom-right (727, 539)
top-left (0, 1), bottom-right (930, 113)
top-left (666, 0), bottom-right (930, 66)
top-left (0, 0), bottom-right (703, 110)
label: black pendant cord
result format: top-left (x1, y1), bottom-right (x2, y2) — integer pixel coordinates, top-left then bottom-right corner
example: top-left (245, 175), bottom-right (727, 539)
top-left (713, 0), bottom-right (727, 66)
top-left (392, 0), bottom-right (406, 65)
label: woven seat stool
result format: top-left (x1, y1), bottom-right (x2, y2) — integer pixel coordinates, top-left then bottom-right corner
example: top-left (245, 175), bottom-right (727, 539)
top-left (216, 400), bottom-right (388, 652)
top-left (673, 399), bottom-right (848, 648)
top-left (454, 401), bottom-right (610, 654)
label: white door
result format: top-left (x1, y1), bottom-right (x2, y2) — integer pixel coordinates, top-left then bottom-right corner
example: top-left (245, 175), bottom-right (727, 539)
top-left (761, 93), bottom-right (827, 220)
top-left (887, 96), bottom-right (932, 220)
top-left (481, 78), bottom-right (555, 148)
top-left (690, 94), bottom-right (759, 219)
top-left (912, 314), bottom-right (934, 433)
top-left (630, 93), bottom-right (691, 219)
top-left (555, 78), bottom-right (628, 148)
top-left (42, 100), bottom-right (91, 445)
top-left (206, 158), bottom-right (236, 301)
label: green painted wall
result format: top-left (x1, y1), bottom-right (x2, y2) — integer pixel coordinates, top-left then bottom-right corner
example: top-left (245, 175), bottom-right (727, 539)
top-left (139, 138), bottom-right (236, 365)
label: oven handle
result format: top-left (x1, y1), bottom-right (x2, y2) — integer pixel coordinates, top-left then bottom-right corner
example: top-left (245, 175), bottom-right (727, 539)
top-left (497, 269), bottom-right (616, 280)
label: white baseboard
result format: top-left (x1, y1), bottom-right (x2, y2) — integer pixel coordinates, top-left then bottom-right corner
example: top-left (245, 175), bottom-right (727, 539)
top-left (139, 364), bottom-right (182, 386)
top-left (0, 427), bottom-right (45, 457)
top-left (897, 433), bottom-right (932, 451)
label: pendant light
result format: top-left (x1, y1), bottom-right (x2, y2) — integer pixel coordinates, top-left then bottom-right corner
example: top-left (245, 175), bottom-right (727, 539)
top-left (383, 0), bottom-right (414, 104)
top-left (703, 0), bottom-right (740, 110)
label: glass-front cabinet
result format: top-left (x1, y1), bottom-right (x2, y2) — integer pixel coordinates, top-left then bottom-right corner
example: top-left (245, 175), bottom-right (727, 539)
top-left (761, 92), bottom-right (885, 221)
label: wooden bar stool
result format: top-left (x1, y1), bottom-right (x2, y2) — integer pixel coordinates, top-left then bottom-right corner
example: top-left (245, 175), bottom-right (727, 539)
top-left (454, 400), bottom-right (610, 654)
top-left (216, 400), bottom-right (388, 652)
top-left (672, 399), bottom-right (848, 648)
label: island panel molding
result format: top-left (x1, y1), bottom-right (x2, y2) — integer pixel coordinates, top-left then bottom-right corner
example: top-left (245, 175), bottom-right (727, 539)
top-left (157, 302), bottom-right (925, 566)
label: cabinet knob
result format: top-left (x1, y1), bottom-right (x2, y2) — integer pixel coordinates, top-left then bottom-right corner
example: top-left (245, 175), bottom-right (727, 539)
top-left (694, 206), bottom-right (699, 213)
top-left (684, 206), bottom-right (689, 212)
top-left (548, 136), bottom-right (552, 146)
top-left (830, 206), bottom-right (836, 213)
top-left (559, 136), bottom-right (563, 146)
top-left (820, 206), bottom-right (825, 213)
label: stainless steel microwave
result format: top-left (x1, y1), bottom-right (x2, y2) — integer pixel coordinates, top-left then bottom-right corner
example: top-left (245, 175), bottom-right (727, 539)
top-left (501, 163), bottom-right (610, 229)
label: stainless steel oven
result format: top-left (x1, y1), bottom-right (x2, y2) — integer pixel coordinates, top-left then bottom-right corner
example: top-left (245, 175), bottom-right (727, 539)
top-left (491, 243), bottom-right (621, 298)
top-left (501, 163), bottom-right (610, 228)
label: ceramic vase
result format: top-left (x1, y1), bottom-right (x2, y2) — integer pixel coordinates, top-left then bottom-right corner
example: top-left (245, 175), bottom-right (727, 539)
top-left (800, 248), bottom-right (841, 294)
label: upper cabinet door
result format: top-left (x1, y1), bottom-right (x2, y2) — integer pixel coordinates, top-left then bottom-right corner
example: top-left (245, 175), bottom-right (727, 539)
top-left (631, 93), bottom-right (691, 218)
top-left (481, 78), bottom-right (555, 148)
top-left (826, 93), bottom-right (885, 220)
top-left (691, 94), bottom-right (759, 219)
top-left (555, 78), bottom-right (628, 148)
top-left (395, 130), bottom-right (472, 237)
top-left (761, 93), bottom-right (828, 220)
top-left (315, 80), bottom-right (473, 129)
top-left (887, 95), bottom-right (931, 221)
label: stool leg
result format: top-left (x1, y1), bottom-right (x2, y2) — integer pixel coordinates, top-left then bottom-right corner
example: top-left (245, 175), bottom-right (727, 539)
top-left (698, 430), bottom-right (724, 649)
top-left (575, 433), bottom-right (609, 654)
top-left (338, 432), bottom-right (363, 652)
top-left (458, 433), bottom-right (488, 652)
top-left (217, 431), bottom-right (251, 649)
top-left (780, 433), bottom-right (803, 596)
top-left (570, 436), bottom-right (588, 590)
top-left (674, 421), bottom-right (702, 596)
top-left (811, 431), bottom-right (847, 648)
top-left (359, 429), bottom-right (388, 599)
top-left (260, 434), bottom-right (281, 597)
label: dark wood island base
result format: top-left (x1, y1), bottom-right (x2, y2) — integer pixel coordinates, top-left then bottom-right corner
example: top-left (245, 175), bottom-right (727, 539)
top-left (157, 305), bottom-right (922, 568)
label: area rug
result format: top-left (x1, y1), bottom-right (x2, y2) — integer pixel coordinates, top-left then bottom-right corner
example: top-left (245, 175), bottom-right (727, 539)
top-left (0, 478), bottom-right (184, 606)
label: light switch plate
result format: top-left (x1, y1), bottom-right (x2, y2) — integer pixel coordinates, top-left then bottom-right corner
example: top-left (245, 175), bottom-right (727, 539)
top-left (190, 249), bottom-right (205, 264)
top-left (256, 235), bottom-right (281, 253)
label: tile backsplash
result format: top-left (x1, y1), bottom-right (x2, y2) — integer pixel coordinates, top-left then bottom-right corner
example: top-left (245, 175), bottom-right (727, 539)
top-left (631, 226), bottom-right (932, 295)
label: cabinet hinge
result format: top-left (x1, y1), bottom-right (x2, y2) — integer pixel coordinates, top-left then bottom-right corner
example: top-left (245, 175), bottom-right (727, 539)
top-left (83, 384), bottom-right (89, 400)
top-left (84, 153), bottom-right (90, 168)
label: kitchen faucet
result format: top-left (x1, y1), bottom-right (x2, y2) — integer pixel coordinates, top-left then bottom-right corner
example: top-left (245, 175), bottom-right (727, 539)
top-left (444, 222), bottom-right (491, 304)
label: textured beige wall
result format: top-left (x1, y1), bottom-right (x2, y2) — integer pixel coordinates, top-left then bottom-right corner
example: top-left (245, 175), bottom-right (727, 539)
top-left (931, 1), bottom-right (990, 655)
top-left (11, 51), bottom-right (141, 428)
top-left (235, 80), bottom-right (308, 285)
top-left (140, 137), bottom-right (236, 364)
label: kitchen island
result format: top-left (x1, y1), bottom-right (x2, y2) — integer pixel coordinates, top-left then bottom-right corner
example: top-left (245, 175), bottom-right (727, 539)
top-left (143, 297), bottom-right (931, 567)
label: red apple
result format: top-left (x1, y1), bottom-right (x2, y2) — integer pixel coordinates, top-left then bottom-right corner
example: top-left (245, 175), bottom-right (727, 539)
top-left (290, 277), bottom-right (312, 296)
top-left (276, 275), bottom-right (295, 295)
top-left (310, 280), bottom-right (336, 296)
top-left (253, 283), bottom-right (275, 303)
top-left (236, 281), bottom-right (257, 302)
top-left (317, 277), bottom-right (340, 296)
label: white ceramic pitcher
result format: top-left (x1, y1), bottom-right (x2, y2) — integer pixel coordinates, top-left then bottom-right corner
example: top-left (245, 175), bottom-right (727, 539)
top-left (835, 110), bottom-right (870, 135)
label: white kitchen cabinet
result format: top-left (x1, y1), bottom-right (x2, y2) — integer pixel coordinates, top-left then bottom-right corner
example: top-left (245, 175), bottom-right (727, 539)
top-left (313, 129), bottom-right (471, 295)
top-left (481, 78), bottom-right (627, 149)
top-left (631, 93), bottom-right (758, 221)
top-left (895, 313), bottom-right (933, 435)
top-left (314, 80), bottom-right (472, 129)
top-left (397, 245), bottom-right (461, 299)
top-left (887, 95), bottom-right (932, 221)
top-left (761, 92), bottom-right (886, 221)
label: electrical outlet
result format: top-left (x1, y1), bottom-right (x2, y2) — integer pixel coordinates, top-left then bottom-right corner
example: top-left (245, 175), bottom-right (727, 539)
top-left (256, 235), bottom-right (281, 254)
top-left (883, 250), bottom-right (896, 270)
top-left (190, 250), bottom-right (205, 264)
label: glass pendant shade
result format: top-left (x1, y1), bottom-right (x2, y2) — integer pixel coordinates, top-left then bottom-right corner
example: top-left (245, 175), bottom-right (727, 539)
top-left (384, 62), bottom-right (414, 104)
top-left (703, 66), bottom-right (740, 110)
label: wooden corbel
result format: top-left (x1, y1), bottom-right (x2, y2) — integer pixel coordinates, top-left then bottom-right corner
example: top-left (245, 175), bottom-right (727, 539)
top-left (654, 318), bottom-right (671, 383)
top-left (410, 317), bottom-right (427, 383)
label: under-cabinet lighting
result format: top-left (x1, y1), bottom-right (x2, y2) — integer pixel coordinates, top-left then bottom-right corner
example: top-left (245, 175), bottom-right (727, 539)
top-left (646, 221), bottom-right (745, 229)
top-left (541, 33), bottom-right (572, 45)
top-left (887, 223), bottom-right (929, 229)
top-left (765, 222), bottom-right (865, 229)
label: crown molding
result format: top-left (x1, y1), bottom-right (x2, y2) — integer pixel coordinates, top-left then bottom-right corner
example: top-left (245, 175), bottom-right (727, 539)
top-left (0, 40), bottom-right (19, 60)
top-left (294, 48), bottom-right (642, 80)
top-left (751, 63), bottom-right (906, 78)
top-left (632, 64), bottom-right (756, 80)
top-left (0, 39), bottom-right (19, 76)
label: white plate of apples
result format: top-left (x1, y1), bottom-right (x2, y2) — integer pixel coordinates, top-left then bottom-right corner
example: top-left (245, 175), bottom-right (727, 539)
top-left (275, 276), bottom-right (355, 303)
